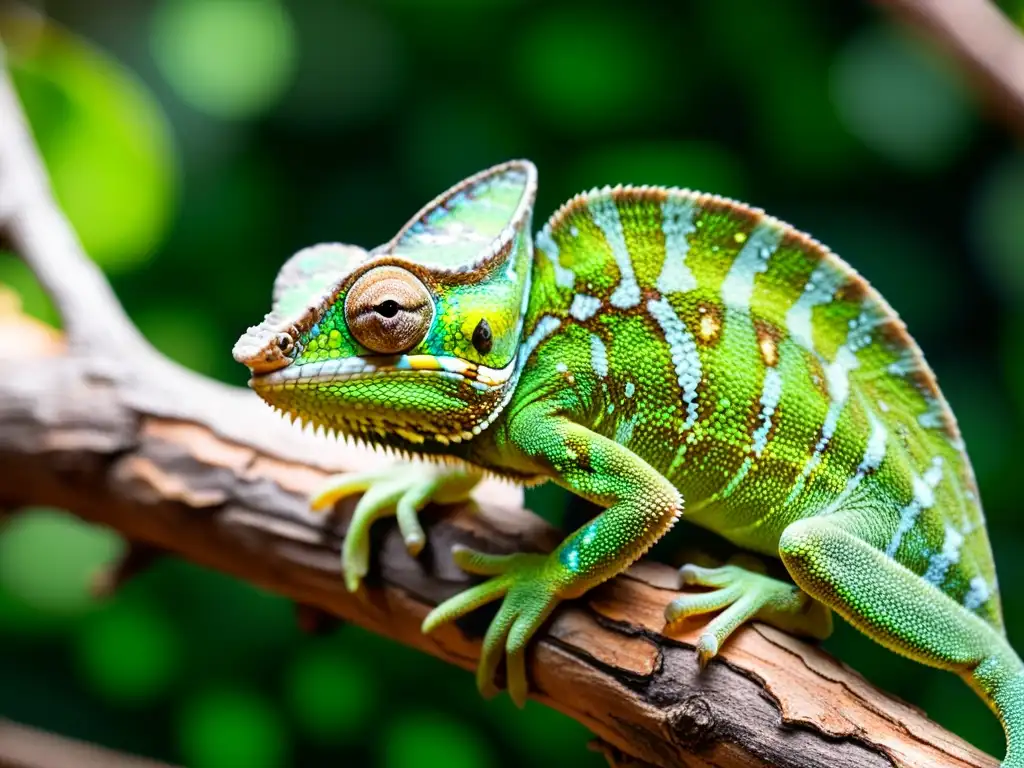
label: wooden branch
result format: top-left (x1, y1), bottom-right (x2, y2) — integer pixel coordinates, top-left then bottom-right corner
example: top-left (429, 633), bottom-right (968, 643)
top-left (876, 0), bottom-right (1024, 133)
top-left (0, 719), bottom-right (178, 768)
top-left (0, 46), bottom-right (1001, 768)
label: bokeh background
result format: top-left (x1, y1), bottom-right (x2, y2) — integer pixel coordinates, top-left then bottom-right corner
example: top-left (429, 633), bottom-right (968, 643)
top-left (1, 0), bottom-right (1023, 765)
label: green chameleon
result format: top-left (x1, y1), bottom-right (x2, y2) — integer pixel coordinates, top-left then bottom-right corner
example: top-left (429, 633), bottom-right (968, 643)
top-left (233, 160), bottom-right (1022, 766)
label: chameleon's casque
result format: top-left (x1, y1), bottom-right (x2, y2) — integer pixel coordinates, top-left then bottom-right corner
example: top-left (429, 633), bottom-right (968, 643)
top-left (236, 161), bottom-right (1023, 767)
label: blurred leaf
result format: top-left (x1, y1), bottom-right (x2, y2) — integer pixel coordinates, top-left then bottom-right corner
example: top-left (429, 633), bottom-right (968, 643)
top-left (6, 17), bottom-right (178, 273)
top-left (134, 305), bottom-right (221, 375)
top-left (783, 206), bottom-right (957, 339)
top-left (693, 0), bottom-right (857, 178)
top-left (150, 0), bottom-right (297, 120)
top-left (918, 662), bottom-right (1004, 758)
top-left (149, 560), bottom-right (295, 677)
top-left (944, 376), bottom-right (1015, 492)
top-left (524, 482), bottom-right (568, 528)
top-left (831, 24), bottom-right (975, 171)
top-left (282, 3), bottom-right (404, 129)
top-left (484, 698), bottom-right (602, 767)
top-left (285, 639), bottom-right (378, 743)
top-left (384, 0), bottom-right (523, 8)
top-left (0, 509), bottom-right (122, 619)
top-left (511, 9), bottom-right (673, 132)
top-left (383, 711), bottom-right (495, 768)
top-left (970, 154), bottom-right (1024, 303)
top-left (178, 687), bottom-right (289, 768)
top-left (72, 595), bottom-right (182, 706)
top-left (402, 96), bottom-right (529, 200)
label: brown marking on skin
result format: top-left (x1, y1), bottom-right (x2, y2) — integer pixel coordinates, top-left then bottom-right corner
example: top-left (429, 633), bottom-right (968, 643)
top-left (696, 301), bottom-right (723, 346)
top-left (755, 319), bottom-right (782, 368)
top-left (834, 272), bottom-right (872, 305)
top-left (806, 353), bottom-right (830, 400)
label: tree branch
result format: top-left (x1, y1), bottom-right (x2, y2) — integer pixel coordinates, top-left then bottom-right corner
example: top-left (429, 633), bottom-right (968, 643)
top-left (876, 0), bottom-right (1024, 133)
top-left (0, 42), bottom-right (1000, 768)
top-left (0, 719), bottom-right (178, 768)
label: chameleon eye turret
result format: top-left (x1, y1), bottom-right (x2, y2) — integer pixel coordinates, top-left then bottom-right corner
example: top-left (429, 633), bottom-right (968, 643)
top-left (344, 266), bottom-right (434, 354)
top-left (274, 332), bottom-right (295, 356)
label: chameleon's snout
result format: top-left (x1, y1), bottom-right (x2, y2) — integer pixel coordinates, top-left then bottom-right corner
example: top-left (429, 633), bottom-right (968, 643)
top-left (232, 316), bottom-right (296, 376)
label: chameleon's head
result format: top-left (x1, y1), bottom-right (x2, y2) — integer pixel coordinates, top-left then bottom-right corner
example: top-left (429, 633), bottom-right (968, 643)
top-left (232, 160), bottom-right (538, 447)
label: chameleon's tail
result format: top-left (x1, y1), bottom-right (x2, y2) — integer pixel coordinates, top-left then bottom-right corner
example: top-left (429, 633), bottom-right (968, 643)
top-left (967, 635), bottom-right (1024, 768)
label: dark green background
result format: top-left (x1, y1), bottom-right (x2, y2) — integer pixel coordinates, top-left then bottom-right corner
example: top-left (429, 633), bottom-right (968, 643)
top-left (2, 0), bottom-right (1023, 765)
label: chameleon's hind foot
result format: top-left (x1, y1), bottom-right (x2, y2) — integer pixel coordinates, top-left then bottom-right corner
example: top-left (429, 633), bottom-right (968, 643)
top-left (310, 465), bottom-right (480, 593)
top-left (665, 562), bottom-right (831, 668)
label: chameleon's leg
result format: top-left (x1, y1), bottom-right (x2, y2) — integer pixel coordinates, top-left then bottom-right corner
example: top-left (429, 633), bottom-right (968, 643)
top-left (779, 511), bottom-right (1024, 768)
top-left (664, 561), bottom-right (832, 667)
top-left (311, 465), bottom-right (481, 593)
top-left (423, 415), bottom-right (683, 707)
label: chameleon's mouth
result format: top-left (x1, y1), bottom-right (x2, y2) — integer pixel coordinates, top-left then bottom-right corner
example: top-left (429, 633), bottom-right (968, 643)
top-left (248, 353), bottom-right (517, 392)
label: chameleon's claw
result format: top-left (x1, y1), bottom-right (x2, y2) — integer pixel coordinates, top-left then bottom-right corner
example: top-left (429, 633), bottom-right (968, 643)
top-left (667, 561), bottom-right (824, 668)
top-left (423, 547), bottom-right (559, 708)
top-left (696, 632), bottom-right (719, 669)
top-left (310, 465), bottom-right (481, 593)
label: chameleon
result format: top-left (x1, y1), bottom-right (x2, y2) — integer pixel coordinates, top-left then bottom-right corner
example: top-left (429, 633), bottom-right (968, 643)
top-left (232, 160), bottom-right (1023, 766)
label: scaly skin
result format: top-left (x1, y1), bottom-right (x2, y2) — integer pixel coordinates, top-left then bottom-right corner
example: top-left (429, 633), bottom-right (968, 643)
top-left (234, 161), bottom-right (1023, 766)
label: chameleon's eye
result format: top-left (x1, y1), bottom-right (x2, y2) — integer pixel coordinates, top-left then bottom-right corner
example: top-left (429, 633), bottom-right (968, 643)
top-left (275, 332), bottom-right (294, 356)
top-left (472, 319), bottom-right (493, 355)
top-left (345, 266), bottom-right (433, 354)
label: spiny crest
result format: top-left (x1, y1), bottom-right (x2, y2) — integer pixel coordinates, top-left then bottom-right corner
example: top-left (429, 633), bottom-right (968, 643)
top-left (535, 183), bottom-right (963, 448)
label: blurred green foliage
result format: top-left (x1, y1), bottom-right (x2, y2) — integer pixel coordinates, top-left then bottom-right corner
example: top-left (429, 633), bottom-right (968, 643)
top-left (1, 0), bottom-right (1023, 765)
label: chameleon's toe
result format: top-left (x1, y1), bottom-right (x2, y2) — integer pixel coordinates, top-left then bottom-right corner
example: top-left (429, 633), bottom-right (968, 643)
top-left (664, 584), bottom-right (743, 623)
top-left (696, 632), bottom-right (720, 669)
top-left (666, 562), bottom-right (809, 668)
top-left (311, 466), bottom-right (481, 593)
top-left (422, 548), bottom-right (559, 707)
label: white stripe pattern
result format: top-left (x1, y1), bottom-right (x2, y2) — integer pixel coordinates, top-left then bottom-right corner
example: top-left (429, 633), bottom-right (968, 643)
top-left (964, 576), bottom-right (991, 611)
top-left (751, 367), bottom-right (783, 457)
top-left (816, 408), bottom-right (888, 517)
top-left (720, 221), bottom-right (783, 312)
top-left (785, 263), bottom-right (846, 352)
top-left (616, 415), bottom-right (638, 445)
top-left (923, 524), bottom-right (965, 586)
top-left (720, 363), bottom-right (784, 498)
top-left (886, 456), bottom-right (945, 558)
top-left (589, 194), bottom-right (640, 309)
top-left (536, 225), bottom-right (575, 290)
top-left (590, 334), bottom-right (609, 378)
top-left (520, 315), bottom-right (561, 365)
top-left (647, 297), bottom-right (702, 429)
top-left (569, 293), bottom-right (602, 322)
top-left (785, 313), bottom-right (873, 506)
top-left (656, 197), bottom-right (699, 295)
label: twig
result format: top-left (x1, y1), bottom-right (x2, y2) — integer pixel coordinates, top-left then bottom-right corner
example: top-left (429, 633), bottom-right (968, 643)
top-left (876, 0), bottom-right (1024, 133)
top-left (0, 37), bottom-right (1001, 768)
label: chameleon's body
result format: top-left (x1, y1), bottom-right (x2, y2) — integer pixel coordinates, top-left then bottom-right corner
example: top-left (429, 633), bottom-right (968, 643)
top-left (234, 161), bottom-right (1023, 766)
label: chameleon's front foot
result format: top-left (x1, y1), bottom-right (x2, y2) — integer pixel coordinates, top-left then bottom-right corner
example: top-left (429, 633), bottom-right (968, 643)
top-left (665, 561), bottom-right (832, 668)
top-left (422, 546), bottom-right (563, 708)
top-left (311, 464), bottom-right (480, 593)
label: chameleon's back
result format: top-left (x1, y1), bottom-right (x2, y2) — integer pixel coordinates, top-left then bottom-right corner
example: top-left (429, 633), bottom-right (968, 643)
top-left (518, 185), bottom-right (1003, 631)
